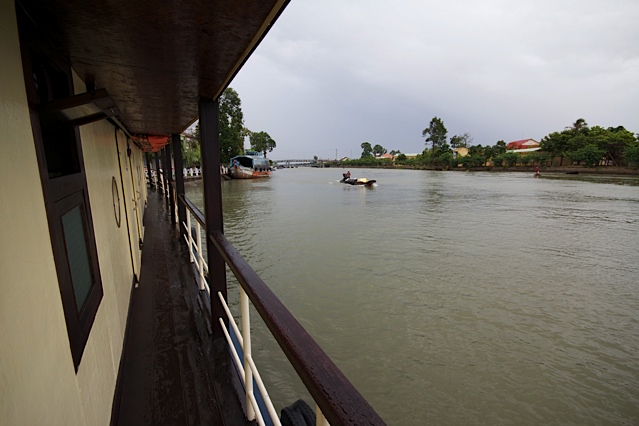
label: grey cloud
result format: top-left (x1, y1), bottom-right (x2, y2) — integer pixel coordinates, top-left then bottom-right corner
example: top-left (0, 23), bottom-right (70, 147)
top-left (233, 0), bottom-right (639, 159)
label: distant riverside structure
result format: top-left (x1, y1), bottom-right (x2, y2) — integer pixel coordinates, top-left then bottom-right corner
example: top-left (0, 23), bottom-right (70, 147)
top-left (506, 138), bottom-right (541, 154)
top-left (506, 139), bottom-right (540, 150)
top-left (452, 147), bottom-right (469, 158)
top-left (275, 159), bottom-right (316, 167)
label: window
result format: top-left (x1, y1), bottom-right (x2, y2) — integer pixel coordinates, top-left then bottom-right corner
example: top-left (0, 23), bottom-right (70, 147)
top-left (20, 14), bottom-right (103, 371)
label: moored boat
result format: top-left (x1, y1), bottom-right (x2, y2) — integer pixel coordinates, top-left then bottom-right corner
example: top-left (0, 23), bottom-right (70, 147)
top-left (229, 154), bottom-right (271, 179)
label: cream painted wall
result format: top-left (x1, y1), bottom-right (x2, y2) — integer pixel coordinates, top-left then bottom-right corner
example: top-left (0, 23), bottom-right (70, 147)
top-left (0, 2), bottom-right (85, 424)
top-left (65, 65), bottom-right (149, 426)
top-left (133, 146), bottom-right (148, 238)
top-left (115, 133), bottom-right (143, 276)
top-left (1, 3), bottom-right (146, 424)
top-left (75, 117), bottom-right (135, 426)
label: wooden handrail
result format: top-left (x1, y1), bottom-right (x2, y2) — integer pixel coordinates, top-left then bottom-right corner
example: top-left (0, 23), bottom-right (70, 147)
top-left (209, 230), bottom-right (385, 425)
top-left (180, 194), bottom-right (205, 227)
top-left (175, 193), bottom-right (384, 425)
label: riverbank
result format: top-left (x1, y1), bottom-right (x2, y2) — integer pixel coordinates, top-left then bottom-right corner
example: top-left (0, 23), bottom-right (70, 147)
top-left (342, 164), bottom-right (639, 175)
top-left (460, 166), bottom-right (639, 175)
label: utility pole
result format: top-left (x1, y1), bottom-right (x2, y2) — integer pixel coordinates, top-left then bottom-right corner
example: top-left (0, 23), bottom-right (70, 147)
top-left (335, 149), bottom-right (337, 160)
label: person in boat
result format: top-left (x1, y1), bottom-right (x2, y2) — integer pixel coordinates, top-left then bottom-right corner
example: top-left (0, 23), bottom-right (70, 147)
top-left (343, 170), bottom-right (351, 180)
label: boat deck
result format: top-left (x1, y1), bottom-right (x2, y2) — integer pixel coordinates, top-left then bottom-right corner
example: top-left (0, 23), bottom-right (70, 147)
top-left (111, 190), bottom-right (248, 425)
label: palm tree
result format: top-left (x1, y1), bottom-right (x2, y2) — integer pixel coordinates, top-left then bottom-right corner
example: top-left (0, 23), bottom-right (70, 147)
top-left (567, 118), bottom-right (588, 134)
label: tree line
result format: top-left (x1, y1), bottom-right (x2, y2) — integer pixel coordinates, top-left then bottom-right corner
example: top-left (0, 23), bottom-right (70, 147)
top-left (342, 117), bottom-right (639, 169)
top-left (540, 118), bottom-right (638, 167)
top-left (181, 88), bottom-right (277, 168)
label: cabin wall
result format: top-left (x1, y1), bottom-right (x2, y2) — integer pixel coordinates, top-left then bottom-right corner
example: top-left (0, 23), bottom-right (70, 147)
top-left (74, 87), bottom-right (146, 424)
top-left (1, 3), bottom-right (146, 424)
top-left (0, 2), bottom-right (85, 424)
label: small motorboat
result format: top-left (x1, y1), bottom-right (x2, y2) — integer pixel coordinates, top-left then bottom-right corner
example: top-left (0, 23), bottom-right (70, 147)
top-left (340, 177), bottom-right (377, 187)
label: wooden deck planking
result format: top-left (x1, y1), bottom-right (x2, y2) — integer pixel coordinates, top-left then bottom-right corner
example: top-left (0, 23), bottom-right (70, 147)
top-left (111, 191), bottom-right (248, 426)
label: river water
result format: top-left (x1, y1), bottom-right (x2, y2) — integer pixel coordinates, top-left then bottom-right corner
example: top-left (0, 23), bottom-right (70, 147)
top-left (186, 168), bottom-right (639, 425)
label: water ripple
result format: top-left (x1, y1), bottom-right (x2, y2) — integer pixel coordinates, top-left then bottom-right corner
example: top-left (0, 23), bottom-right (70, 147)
top-left (187, 169), bottom-right (639, 425)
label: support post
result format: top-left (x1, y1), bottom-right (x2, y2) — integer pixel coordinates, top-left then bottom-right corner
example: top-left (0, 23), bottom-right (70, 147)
top-left (199, 96), bottom-right (226, 338)
top-left (166, 142), bottom-right (176, 223)
top-left (162, 146), bottom-right (170, 205)
top-left (154, 152), bottom-right (161, 192)
top-left (172, 134), bottom-right (186, 236)
top-left (145, 152), bottom-right (152, 188)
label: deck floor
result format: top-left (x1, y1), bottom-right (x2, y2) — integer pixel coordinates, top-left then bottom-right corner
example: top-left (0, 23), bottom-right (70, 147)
top-left (111, 190), bottom-right (248, 425)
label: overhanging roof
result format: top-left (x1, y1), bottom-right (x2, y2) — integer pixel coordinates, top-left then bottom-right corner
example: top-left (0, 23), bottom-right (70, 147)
top-left (18, 0), bottom-right (289, 140)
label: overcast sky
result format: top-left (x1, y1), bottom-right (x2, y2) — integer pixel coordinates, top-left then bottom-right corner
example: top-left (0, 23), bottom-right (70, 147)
top-left (232, 0), bottom-right (639, 160)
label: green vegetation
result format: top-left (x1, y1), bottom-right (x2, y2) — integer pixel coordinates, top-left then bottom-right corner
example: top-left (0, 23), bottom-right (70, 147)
top-left (340, 116), bottom-right (638, 172)
top-left (625, 143), bottom-right (639, 168)
top-left (218, 88), bottom-right (246, 164)
top-left (422, 117), bottom-right (448, 155)
top-left (540, 119), bottom-right (637, 167)
top-left (249, 130), bottom-right (277, 158)
top-left (181, 130), bottom-right (201, 168)
top-left (450, 133), bottom-right (472, 148)
top-left (181, 87), bottom-right (277, 167)
top-left (373, 144), bottom-right (387, 157)
top-left (347, 157), bottom-right (393, 167)
top-left (360, 142), bottom-right (373, 158)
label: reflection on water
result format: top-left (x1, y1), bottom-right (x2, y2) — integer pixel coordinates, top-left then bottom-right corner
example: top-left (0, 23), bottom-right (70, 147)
top-left (187, 169), bottom-right (639, 425)
top-left (541, 172), bottom-right (639, 186)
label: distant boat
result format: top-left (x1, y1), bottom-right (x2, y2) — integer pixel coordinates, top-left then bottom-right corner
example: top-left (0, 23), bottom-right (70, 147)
top-left (229, 155), bottom-right (271, 179)
top-left (340, 177), bottom-right (377, 187)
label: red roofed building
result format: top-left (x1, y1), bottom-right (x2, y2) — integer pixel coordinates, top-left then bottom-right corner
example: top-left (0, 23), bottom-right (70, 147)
top-left (506, 139), bottom-right (540, 150)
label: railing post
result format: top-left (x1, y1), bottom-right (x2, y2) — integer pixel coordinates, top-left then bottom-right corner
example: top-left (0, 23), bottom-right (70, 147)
top-left (186, 212), bottom-right (194, 263)
top-left (161, 147), bottom-right (166, 198)
top-left (166, 142), bottom-right (175, 224)
top-left (172, 134), bottom-right (186, 233)
top-left (316, 405), bottom-right (330, 426)
top-left (145, 152), bottom-right (152, 188)
top-left (154, 152), bottom-right (161, 192)
top-left (240, 288), bottom-right (255, 421)
top-left (162, 146), bottom-right (170, 205)
top-left (199, 96), bottom-right (226, 339)
top-left (196, 221), bottom-right (205, 291)
top-left (174, 187), bottom-right (178, 224)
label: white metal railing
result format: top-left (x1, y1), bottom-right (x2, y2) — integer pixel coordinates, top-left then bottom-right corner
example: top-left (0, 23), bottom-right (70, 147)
top-left (182, 211), bottom-right (208, 292)
top-left (183, 167), bottom-right (202, 177)
top-left (164, 171), bottom-right (169, 201)
top-left (155, 169), bottom-right (163, 194)
top-left (172, 184), bottom-right (178, 224)
top-left (169, 186), bottom-right (384, 425)
top-left (218, 289), bottom-right (281, 426)
top-left (180, 204), bottom-right (296, 426)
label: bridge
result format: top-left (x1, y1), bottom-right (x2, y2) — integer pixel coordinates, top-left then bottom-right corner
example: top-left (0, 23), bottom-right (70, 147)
top-left (274, 159), bottom-right (319, 167)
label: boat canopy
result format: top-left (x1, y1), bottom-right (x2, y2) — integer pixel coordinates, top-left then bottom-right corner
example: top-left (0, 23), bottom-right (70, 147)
top-left (231, 155), bottom-right (270, 169)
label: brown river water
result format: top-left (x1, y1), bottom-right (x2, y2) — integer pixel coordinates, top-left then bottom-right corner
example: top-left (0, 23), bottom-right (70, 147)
top-left (186, 168), bottom-right (639, 425)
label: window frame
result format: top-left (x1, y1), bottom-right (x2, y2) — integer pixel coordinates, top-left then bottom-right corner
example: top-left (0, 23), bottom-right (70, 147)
top-left (19, 13), bottom-right (104, 371)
